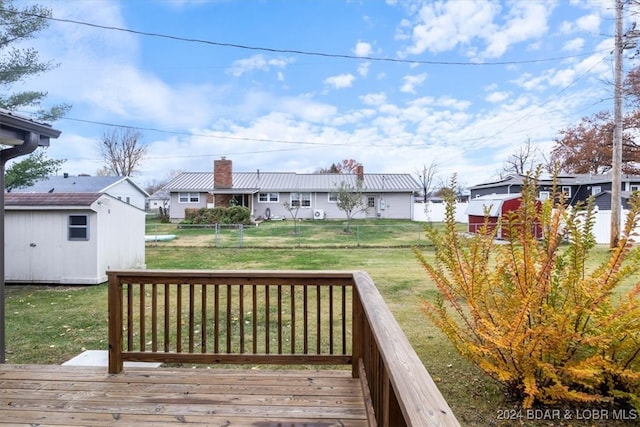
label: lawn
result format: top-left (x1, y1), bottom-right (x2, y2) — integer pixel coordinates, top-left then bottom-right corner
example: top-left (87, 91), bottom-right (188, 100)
top-left (5, 218), bottom-right (639, 426)
top-left (145, 217), bottom-right (433, 248)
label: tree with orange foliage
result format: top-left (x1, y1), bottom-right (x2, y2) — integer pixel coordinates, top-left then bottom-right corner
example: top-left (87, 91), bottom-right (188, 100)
top-left (316, 159), bottom-right (360, 174)
top-left (552, 64), bottom-right (640, 174)
top-left (551, 110), bottom-right (640, 174)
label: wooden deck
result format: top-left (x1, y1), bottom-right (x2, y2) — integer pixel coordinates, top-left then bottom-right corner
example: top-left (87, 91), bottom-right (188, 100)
top-left (0, 364), bottom-right (369, 426)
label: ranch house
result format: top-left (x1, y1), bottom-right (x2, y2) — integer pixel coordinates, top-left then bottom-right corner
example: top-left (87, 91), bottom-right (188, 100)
top-left (164, 158), bottom-right (421, 222)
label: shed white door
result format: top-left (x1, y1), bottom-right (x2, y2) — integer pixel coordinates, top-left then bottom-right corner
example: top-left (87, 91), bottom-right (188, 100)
top-left (9, 212), bottom-right (63, 283)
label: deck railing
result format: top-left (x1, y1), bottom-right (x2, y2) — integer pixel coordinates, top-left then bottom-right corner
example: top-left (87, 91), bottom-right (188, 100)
top-left (108, 269), bottom-right (459, 427)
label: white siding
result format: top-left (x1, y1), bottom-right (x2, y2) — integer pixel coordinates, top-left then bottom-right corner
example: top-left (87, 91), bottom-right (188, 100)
top-left (104, 180), bottom-right (147, 210)
top-left (96, 197), bottom-right (146, 281)
top-left (6, 210), bottom-right (97, 284)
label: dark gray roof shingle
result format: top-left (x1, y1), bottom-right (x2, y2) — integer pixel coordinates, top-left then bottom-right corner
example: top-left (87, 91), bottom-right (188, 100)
top-left (5, 193), bottom-right (102, 206)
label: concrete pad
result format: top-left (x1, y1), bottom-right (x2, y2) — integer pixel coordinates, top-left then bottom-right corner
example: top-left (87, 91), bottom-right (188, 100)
top-left (62, 350), bottom-right (162, 368)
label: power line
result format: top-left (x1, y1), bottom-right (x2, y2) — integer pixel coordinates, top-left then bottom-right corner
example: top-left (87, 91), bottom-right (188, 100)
top-left (3, 7), bottom-right (611, 67)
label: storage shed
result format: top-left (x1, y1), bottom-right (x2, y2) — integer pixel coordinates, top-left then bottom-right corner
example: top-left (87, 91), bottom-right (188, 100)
top-left (5, 193), bottom-right (145, 284)
top-left (466, 193), bottom-right (542, 239)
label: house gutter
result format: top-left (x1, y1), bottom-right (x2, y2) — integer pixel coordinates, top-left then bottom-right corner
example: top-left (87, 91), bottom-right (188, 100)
top-left (0, 112), bottom-right (61, 364)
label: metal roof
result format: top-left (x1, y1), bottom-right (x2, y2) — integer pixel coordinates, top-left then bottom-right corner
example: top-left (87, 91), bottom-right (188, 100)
top-left (163, 172), bottom-right (214, 191)
top-left (164, 172), bottom-right (420, 193)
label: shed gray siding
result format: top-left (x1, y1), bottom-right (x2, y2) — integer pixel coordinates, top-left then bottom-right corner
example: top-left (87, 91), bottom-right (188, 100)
top-left (5, 193), bottom-right (145, 284)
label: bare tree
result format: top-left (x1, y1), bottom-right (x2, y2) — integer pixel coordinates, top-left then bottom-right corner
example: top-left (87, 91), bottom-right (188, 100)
top-left (416, 161), bottom-right (438, 201)
top-left (502, 139), bottom-right (540, 177)
top-left (98, 127), bottom-right (147, 176)
top-left (336, 180), bottom-right (367, 232)
top-left (282, 201), bottom-right (300, 234)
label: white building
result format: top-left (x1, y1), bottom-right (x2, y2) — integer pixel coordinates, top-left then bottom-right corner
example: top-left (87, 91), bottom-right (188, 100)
top-left (12, 174), bottom-right (149, 211)
top-left (5, 193), bottom-right (145, 284)
top-left (164, 158), bottom-right (421, 222)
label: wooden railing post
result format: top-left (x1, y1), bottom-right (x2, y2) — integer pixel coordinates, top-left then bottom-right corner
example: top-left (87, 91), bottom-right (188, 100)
top-left (107, 272), bottom-right (123, 374)
top-left (352, 283), bottom-right (365, 379)
top-left (352, 270), bottom-right (460, 426)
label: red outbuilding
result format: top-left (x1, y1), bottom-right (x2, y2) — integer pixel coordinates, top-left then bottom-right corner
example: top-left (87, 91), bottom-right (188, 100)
top-left (466, 193), bottom-right (542, 239)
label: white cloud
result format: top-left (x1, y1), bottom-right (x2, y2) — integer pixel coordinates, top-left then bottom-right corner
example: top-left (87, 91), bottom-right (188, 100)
top-left (576, 13), bottom-right (601, 33)
top-left (482, 2), bottom-right (552, 58)
top-left (227, 55), bottom-right (293, 77)
top-left (486, 91), bottom-right (510, 103)
top-left (361, 92), bottom-right (387, 106)
top-left (436, 97), bottom-right (471, 110)
top-left (560, 13), bottom-right (601, 34)
top-left (563, 37), bottom-right (585, 52)
top-left (400, 73), bottom-right (427, 94)
top-left (161, 0), bottom-right (210, 8)
top-left (399, 1), bottom-right (553, 60)
top-left (324, 73), bottom-right (355, 89)
top-left (358, 62), bottom-right (371, 77)
top-left (399, 1), bottom-right (500, 56)
top-left (279, 98), bottom-right (337, 123)
top-left (353, 41), bottom-right (373, 57)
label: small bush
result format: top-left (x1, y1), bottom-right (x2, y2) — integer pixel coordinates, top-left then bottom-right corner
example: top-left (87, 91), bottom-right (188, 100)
top-left (226, 205), bottom-right (251, 224)
top-left (416, 171), bottom-right (640, 410)
top-left (184, 206), bottom-right (251, 225)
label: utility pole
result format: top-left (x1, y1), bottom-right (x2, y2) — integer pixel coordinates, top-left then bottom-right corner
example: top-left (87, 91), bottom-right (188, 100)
top-left (611, 0), bottom-right (624, 249)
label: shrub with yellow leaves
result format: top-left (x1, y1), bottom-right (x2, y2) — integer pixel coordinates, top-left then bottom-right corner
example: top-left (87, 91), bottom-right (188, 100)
top-left (415, 170), bottom-right (640, 410)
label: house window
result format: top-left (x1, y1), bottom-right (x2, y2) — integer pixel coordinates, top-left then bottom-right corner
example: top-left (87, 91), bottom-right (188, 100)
top-left (259, 192), bottom-right (279, 202)
top-left (562, 186), bottom-right (572, 197)
top-left (68, 215), bottom-right (89, 241)
top-left (179, 192), bottom-right (200, 203)
top-left (591, 186), bottom-right (602, 196)
top-left (291, 192), bottom-right (311, 208)
top-left (631, 185), bottom-right (640, 193)
top-left (328, 192), bottom-right (338, 203)
top-left (367, 196), bottom-right (375, 208)
top-left (539, 191), bottom-right (550, 201)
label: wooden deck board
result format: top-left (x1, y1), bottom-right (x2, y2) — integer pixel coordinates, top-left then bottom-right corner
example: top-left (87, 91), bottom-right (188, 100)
top-left (0, 365), bottom-right (369, 426)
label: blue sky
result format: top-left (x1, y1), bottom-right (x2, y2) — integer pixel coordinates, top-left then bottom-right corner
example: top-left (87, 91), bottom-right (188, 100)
top-left (15, 0), bottom-right (630, 190)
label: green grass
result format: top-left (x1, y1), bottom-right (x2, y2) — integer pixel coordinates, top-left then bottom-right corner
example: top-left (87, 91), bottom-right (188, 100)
top-left (6, 219), bottom-right (639, 426)
top-left (146, 217), bottom-right (438, 248)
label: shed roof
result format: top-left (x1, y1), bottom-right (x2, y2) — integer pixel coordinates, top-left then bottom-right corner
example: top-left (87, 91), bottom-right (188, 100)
top-left (5, 192), bottom-right (102, 207)
top-left (164, 172), bottom-right (420, 193)
top-left (466, 193), bottom-right (522, 216)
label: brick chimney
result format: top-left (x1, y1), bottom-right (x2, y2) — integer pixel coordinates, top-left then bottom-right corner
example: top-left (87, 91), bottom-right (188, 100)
top-left (356, 164), bottom-right (364, 182)
top-left (213, 157), bottom-right (233, 207)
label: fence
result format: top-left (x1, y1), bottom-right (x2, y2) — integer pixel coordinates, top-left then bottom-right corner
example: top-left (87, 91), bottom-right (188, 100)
top-left (412, 201), bottom-right (469, 223)
top-left (147, 221), bottom-right (435, 248)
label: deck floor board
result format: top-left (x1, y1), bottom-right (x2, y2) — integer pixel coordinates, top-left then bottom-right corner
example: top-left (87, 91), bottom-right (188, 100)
top-left (0, 364), bottom-right (369, 426)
